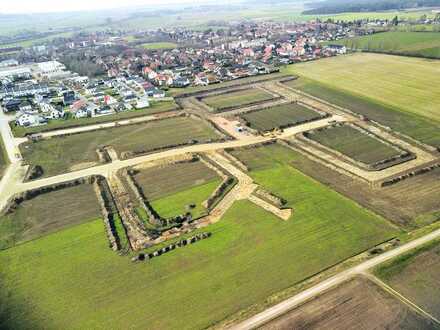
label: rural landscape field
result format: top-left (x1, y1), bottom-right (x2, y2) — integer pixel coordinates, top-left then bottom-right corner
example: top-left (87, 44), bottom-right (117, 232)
top-left (1, 0), bottom-right (440, 329)
top-left (333, 31), bottom-right (440, 58)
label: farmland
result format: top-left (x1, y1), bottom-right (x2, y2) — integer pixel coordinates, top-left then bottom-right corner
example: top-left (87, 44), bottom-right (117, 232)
top-left (11, 101), bottom-right (178, 137)
top-left (267, 142), bottom-right (440, 229)
top-left (240, 102), bottom-right (323, 132)
top-left (140, 42), bottom-right (178, 50)
top-left (332, 31), bottom-right (440, 59)
top-left (283, 76), bottom-right (440, 148)
top-left (285, 53), bottom-right (440, 123)
top-left (133, 160), bottom-right (222, 218)
top-left (0, 143), bottom-right (398, 329)
top-left (20, 116), bottom-right (221, 178)
top-left (201, 88), bottom-right (275, 111)
top-left (0, 184), bottom-right (100, 250)
top-left (305, 124), bottom-right (401, 165)
top-left (260, 276), bottom-right (438, 329)
top-left (375, 240), bottom-right (440, 320)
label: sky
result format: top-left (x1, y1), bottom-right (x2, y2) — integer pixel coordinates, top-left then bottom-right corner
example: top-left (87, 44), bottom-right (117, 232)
top-left (0, 0), bottom-right (220, 14)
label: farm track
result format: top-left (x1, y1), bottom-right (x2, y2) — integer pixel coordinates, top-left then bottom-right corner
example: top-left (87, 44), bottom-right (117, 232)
top-left (230, 227), bottom-right (440, 330)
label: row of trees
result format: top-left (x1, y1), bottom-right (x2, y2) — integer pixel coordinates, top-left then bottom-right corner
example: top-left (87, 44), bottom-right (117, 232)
top-left (303, 0), bottom-right (440, 15)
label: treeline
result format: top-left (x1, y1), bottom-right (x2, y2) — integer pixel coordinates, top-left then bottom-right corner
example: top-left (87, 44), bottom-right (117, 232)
top-left (303, 0), bottom-right (440, 14)
top-left (60, 53), bottom-right (105, 78)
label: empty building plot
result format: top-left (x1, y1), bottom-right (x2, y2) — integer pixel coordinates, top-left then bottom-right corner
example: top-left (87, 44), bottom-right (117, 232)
top-left (200, 88), bottom-right (275, 112)
top-left (20, 116), bottom-right (223, 178)
top-left (132, 159), bottom-right (222, 219)
top-left (240, 102), bottom-right (326, 132)
top-left (304, 124), bottom-right (409, 169)
top-left (260, 276), bottom-right (438, 330)
top-left (0, 182), bottom-right (101, 249)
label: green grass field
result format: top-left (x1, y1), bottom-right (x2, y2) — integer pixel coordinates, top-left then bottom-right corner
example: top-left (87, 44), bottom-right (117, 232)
top-left (306, 125), bottom-right (401, 165)
top-left (286, 53), bottom-right (440, 123)
top-left (332, 32), bottom-right (440, 58)
top-left (0, 184), bottom-right (100, 250)
top-left (283, 74), bottom-right (440, 149)
top-left (0, 142), bottom-right (397, 329)
top-left (11, 101), bottom-right (178, 138)
top-left (140, 42), bottom-right (178, 50)
top-left (134, 160), bottom-right (222, 219)
top-left (151, 180), bottom-right (221, 219)
top-left (20, 116), bottom-right (221, 178)
top-left (375, 240), bottom-right (440, 320)
top-left (202, 88), bottom-right (275, 111)
top-left (241, 102), bottom-right (323, 132)
top-left (286, 53), bottom-right (440, 122)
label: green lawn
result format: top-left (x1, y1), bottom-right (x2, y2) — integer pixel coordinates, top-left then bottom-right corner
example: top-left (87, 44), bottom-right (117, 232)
top-left (241, 102), bottom-right (323, 132)
top-left (0, 184), bottom-right (100, 250)
top-left (283, 76), bottom-right (440, 148)
top-left (0, 143), bottom-right (397, 329)
top-left (202, 88), bottom-right (275, 111)
top-left (332, 31), bottom-right (440, 58)
top-left (151, 180), bottom-right (221, 219)
top-left (12, 101), bottom-right (178, 137)
top-left (20, 116), bottom-right (221, 178)
top-left (306, 125), bottom-right (401, 165)
top-left (140, 42), bottom-right (178, 50)
top-left (285, 53), bottom-right (440, 123)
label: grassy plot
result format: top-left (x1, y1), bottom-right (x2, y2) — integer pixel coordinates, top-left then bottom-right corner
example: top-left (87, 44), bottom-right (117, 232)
top-left (283, 77), bottom-right (440, 148)
top-left (285, 53), bottom-right (440, 122)
top-left (375, 240), bottom-right (440, 320)
top-left (306, 124), bottom-right (400, 165)
top-left (140, 42), bottom-right (178, 50)
top-left (134, 160), bottom-right (221, 219)
top-left (20, 116), bottom-right (221, 178)
top-left (201, 88), bottom-right (275, 111)
top-left (240, 102), bottom-right (323, 132)
top-left (0, 184), bottom-right (100, 250)
top-left (332, 31), bottom-right (440, 58)
top-left (0, 182), bottom-right (397, 330)
top-left (151, 180), bottom-right (221, 219)
top-left (11, 101), bottom-right (178, 138)
top-left (261, 276), bottom-right (438, 330)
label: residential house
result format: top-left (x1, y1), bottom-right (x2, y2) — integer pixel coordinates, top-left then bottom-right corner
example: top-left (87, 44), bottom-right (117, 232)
top-left (136, 96), bottom-right (150, 109)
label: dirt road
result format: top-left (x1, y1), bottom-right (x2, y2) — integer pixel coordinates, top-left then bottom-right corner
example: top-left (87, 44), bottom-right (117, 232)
top-left (229, 228), bottom-right (440, 330)
top-left (36, 112), bottom-right (178, 139)
top-left (0, 107), bottom-right (21, 163)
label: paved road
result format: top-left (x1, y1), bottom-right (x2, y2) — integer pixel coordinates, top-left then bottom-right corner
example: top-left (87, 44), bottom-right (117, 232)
top-left (0, 107), bottom-right (21, 163)
top-left (230, 227), bottom-right (440, 330)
